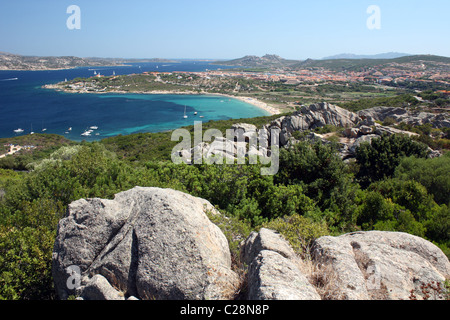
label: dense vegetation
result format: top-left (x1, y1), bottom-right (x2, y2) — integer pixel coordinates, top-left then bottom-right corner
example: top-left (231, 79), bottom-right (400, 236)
top-left (0, 114), bottom-right (449, 300)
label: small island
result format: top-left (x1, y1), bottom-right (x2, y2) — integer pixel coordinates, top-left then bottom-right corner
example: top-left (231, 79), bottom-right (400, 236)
top-left (0, 52), bottom-right (178, 71)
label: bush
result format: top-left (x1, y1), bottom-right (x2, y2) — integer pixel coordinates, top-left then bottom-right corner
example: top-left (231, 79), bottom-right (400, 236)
top-left (263, 214), bottom-right (329, 258)
top-left (395, 153), bottom-right (450, 205)
top-left (355, 134), bottom-right (429, 187)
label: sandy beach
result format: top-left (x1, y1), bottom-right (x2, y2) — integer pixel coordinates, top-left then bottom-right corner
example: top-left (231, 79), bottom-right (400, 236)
top-left (44, 84), bottom-right (282, 116)
top-left (217, 94), bottom-right (281, 115)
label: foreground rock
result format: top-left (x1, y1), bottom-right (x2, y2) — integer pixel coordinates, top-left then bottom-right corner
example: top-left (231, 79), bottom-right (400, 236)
top-left (311, 231), bottom-right (450, 300)
top-left (240, 228), bottom-right (321, 300)
top-left (53, 187), bottom-right (450, 300)
top-left (52, 187), bottom-right (239, 300)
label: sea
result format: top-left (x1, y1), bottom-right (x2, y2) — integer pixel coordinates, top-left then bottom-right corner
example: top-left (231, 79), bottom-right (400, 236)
top-left (0, 61), bottom-right (270, 141)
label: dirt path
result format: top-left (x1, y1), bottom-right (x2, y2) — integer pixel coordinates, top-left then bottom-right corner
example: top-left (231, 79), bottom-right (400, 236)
top-left (0, 145), bottom-right (22, 158)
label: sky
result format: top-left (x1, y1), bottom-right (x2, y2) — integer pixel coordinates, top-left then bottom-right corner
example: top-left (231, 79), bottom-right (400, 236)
top-left (0, 0), bottom-right (449, 60)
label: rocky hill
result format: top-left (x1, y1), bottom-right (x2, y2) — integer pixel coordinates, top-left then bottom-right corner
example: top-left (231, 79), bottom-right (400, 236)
top-left (216, 54), bottom-right (300, 68)
top-left (291, 54), bottom-right (450, 72)
top-left (52, 187), bottom-right (450, 300)
top-left (172, 102), bottom-right (448, 164)
top-left (322, 52), bottom-right (412, 60)
top-left (0, 52), bottom-right (126, 70)
top-left (0, 52), bottom-right (178, 71)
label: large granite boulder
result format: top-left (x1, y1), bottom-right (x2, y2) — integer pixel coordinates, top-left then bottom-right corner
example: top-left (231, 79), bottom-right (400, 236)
top-left (311, 231), bottom-right (450, 300)
top-left (52, 187), bottom-right (239, 300)
top-left (271, 103), bottom-right (361, 146)
top-left (240, 228), bottom-right (321, 300)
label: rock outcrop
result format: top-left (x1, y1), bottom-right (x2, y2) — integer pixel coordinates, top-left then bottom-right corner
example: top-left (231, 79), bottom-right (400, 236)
top-left (311, 231), bottom-right (450, 300)
top-left (240, 228), bottom-right (321, 300)
top-left (53, 188), bottom-right (450, 301)
top-left (271, 102), bottom-right (361, 146)
top-left (52, 187), bottom-right (239, 300)
top-left (172, 103), bottom-right (446, 164)
top-left (358, 107), bottom-right (450, 129)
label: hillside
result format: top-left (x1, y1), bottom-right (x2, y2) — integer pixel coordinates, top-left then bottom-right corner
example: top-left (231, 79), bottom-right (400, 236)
top-left (0, 104), bottom-right (449, 301)
top-left (215, 54), bottom-right (300, 68)
top-left (291, 54), bottom-right (450, 71)
top-left (0, 52), bottom-right (124, 70)
top-left (322, 52), bottom-right (412, 60)
top-left (0, 52), bottom-right (178, 70)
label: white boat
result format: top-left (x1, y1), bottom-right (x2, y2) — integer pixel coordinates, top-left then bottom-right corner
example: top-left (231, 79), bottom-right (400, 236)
top-left (13, 128), bottom-right (24, 133)
top-left (68, 127), bottom-right (72, 131)
top-left (199, 116), bottom-right (204, 118)
top-left (194, 111), bottom-right (198, 115)
top-left (81, 128), bottom-right (93, 136)
top-left (89, 126), bottom-right (98, 130)
top-left (183, 105), bottom-right (188, 119)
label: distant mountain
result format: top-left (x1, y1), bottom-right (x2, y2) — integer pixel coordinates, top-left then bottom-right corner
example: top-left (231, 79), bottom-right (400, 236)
top-left (322, 52), bottom-right (413, 60)
top-left (0, 52), bottom-right (127, 70)
top-left (215, 54), bottom-right (300, 68)
top-left (290, 54), bottom-right (450, 71)
top-left (0, 52), bottom-right (178, 70)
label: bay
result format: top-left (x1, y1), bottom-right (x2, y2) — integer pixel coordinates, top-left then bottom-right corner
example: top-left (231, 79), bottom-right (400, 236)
top-left (0, 61), bottom-right (269, 141)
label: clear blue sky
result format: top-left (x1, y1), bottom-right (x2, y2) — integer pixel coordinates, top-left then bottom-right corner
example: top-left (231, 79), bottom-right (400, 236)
top-left (1, 0), bottom-right (449, 59)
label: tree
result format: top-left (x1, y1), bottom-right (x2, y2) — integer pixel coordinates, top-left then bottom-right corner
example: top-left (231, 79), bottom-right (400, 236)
top-left (395, 153), bottom-right (450, 205)
top-left (355, 134), bottom-right (429, 187)
top-left (276, 140), bottom-right (351, 203)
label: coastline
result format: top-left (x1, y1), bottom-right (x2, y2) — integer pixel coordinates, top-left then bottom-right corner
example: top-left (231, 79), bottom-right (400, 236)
top-left (43, 84), bottom-right (282, 116)
top-left (212, 93), bottom-right (281, 116)
top-left (0, 64), bottom-right (130, 72)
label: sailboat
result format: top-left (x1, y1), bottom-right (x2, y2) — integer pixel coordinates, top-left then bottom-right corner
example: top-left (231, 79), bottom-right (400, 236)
top-left (183, 105), bottom-right (188, 119)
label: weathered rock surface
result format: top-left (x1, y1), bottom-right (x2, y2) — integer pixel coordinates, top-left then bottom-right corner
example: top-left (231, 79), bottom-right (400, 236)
top-left (272, 103), bottom-right (361, 146)
top-left (79, 274), bottom-right (125, 300)
top-left (52, 187), bottom-right (239, 300)
top-left (52, 188), bottom-right (450, 301)
top-left (358, 106), bottom-right (450, 129)
top-left (311, 231), bottom-right (450, 300)
top-left (173, 103), bottom-right (445, 164)
top-left (241, 228), bottom-right (321, 300)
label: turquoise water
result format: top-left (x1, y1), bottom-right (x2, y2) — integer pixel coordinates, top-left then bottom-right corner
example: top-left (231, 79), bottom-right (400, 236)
top-left (0, 61), bottom-right (269, 141)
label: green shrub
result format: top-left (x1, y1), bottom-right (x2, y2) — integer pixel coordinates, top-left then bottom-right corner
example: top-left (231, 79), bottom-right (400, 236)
top-left (355, 134), bottom-right (429, 187)
top-left (263, 214), bottom-right (329, 258)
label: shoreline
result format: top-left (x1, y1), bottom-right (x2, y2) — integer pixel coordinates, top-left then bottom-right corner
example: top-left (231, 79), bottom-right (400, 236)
top-left (0, 64), bottom-right (130, 72)
top-left (212, 93), bottom-right (281, 115)
top-left (44, 85), bottom-right (282, 116)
